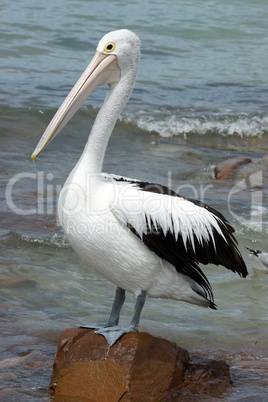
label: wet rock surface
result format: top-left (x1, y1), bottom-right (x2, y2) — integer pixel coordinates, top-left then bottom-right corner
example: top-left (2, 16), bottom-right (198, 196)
top-left (49, 328), bottom-right (232, 401)
top-left (214, 157), bottom-right (252, 180)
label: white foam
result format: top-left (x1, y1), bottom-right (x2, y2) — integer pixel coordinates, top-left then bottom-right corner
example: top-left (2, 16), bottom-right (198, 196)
top-left (121, 111), bottom-right (268, 139)
top-left (19, 233), bottom-right (69, 248)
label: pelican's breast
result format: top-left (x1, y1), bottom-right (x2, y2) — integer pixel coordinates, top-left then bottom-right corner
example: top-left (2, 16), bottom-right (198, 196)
top-left (58, 175), bottom-right (162, 293)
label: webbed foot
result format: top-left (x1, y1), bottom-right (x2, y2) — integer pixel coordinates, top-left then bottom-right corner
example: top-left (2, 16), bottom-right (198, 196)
top-left (77, 323), bottom-right (112, 330)
top-left (95, 325), bottom-right (136, 346)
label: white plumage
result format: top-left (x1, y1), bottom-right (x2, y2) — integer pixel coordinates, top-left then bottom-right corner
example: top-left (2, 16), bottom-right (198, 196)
top-left (32, 29), bottom-right (247, 345)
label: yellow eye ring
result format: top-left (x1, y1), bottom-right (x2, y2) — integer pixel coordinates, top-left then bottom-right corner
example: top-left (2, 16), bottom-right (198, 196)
top-left (104, 42), bottom-right (116, 53)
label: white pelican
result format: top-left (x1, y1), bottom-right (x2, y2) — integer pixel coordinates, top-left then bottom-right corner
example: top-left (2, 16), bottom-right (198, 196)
top-left (31, 29), bottom-right (248, 346)
top-left (245, 247), bottom-right (268, 271)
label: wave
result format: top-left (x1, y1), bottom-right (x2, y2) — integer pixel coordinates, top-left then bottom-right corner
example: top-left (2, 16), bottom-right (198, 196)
top-left (1, 231), bottom-right (70, 249)
top-left (121, 110), bottom-right (268, 140)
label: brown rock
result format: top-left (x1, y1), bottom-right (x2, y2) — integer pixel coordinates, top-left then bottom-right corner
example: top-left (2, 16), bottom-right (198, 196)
top-left (48, 328), bottom-right (231, 401)
top-left (178, 356), bottom-right (231, 398)
top-left (214, 157), bottom-right (252, 180)
top-left (0, 275), bottom-right (36, 289)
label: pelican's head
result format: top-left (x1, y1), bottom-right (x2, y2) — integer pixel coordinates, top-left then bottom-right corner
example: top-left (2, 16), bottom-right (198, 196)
top-left (97, 29), bottom-right (140, 77)
top-left (31, 29), bottom-right (140, 161)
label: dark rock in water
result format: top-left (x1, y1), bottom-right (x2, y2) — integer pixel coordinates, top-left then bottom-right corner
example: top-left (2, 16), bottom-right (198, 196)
top-left (177, 355), bottom-right (232, 398)
top-left (0, 276), bottom-right (37, 289)
top-left (48, 328), bottom-right (232, 400)
top-left (214, 157), bottom-right (252, 180)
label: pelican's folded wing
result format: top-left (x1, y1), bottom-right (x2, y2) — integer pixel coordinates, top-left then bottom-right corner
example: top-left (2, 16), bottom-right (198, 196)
top-left (109, 178), bottom-right (248, 301)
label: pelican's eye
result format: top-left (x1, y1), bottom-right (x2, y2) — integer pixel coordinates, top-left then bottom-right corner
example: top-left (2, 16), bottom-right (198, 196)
top-left (104, 42), bottom-right (115, 53)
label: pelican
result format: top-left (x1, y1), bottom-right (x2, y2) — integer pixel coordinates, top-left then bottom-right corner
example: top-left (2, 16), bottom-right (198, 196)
top-left (245, 246), bottom-right (268, 271)
top-left (31, 29), bottom-right (248, 346)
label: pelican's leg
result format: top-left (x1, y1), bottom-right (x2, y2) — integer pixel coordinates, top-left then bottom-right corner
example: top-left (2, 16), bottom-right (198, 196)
top-left (106, 286), bottom-right (126, 326)
top-left (78, 286), bottom-right (125, 330)
top-left (129, 290), bottom-right (146, 331)
top-left (95, 290), bottom-right (147, 346)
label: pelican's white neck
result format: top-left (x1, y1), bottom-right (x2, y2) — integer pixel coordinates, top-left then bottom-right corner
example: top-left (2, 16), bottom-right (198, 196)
top-left (75, 68), bottom-right (137, 176)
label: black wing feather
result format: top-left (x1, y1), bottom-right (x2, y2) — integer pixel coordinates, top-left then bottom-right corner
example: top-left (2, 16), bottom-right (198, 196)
top-left (119, 179), bottom-right (248, 304)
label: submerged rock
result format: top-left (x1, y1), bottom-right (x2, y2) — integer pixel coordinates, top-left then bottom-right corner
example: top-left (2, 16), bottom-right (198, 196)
top-left (0, 275), bottom-right (36, 289)
top-left (214, 157), bottom-right (252, 180)
top-left (48, 328), bottom-right (232, 400)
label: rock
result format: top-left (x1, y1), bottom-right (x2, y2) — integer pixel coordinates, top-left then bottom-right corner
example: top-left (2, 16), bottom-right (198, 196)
top-left (48, 328), bottom-right (232, 400)
top-left (178, 356), bottom-right (232, 398)
top-left (214, 157), bottom-right (252, 180)
top-left (0, 276), bottom-right (36, 289)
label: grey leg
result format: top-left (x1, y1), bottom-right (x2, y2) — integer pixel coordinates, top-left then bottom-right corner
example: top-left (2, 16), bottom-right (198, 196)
top-left (129, 290), bottom-right (146, 330)
top-left (95, 290), bottom-right (147, 346)
top-left (106, 287), bottom-right (125, 326)
top-left (78, 286), bottom-right (125, 329)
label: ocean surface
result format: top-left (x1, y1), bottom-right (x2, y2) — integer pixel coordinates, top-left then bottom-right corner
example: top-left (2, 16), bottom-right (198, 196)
top-left (1, 0), bottom-right (268, 399)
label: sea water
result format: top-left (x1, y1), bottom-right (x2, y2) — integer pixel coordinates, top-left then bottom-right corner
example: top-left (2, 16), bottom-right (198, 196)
top-left (0, 0), bottom-right (268, 399)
